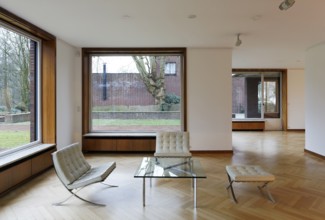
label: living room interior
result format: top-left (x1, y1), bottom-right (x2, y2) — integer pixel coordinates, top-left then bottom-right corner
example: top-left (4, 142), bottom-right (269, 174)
top-left (0, 0), bottom-right (325, 219)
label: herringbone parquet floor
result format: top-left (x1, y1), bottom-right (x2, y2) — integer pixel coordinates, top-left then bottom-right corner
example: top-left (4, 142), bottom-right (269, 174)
top-left (0, 131), bottom-right (324, 220)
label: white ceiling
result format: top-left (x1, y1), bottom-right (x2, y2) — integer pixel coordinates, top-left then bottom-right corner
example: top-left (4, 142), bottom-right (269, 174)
top-left (1, 0), bottom-right (325, 69)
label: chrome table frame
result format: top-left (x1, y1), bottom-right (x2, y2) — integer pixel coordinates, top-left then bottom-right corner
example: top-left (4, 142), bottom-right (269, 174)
top-left (134, 157), bottom-right (206, 208)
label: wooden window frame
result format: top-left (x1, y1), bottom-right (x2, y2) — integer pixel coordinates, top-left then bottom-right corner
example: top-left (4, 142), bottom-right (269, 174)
top-left (0, 7), bottom-right (56, 151)
top-left (82, 48), bottom-right (187, 136)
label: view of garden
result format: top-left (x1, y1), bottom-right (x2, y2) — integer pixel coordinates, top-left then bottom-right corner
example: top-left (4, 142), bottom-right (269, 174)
top-left (0, 26), bottom-right (36, 152)
top-left (90, 55), bottom-right (182, 132)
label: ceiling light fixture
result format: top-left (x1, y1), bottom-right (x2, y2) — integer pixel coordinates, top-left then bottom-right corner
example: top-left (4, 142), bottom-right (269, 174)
top-left (279, 0), bottom-right (295, 11)
top-left (235, 34), bottom-right (242, 47)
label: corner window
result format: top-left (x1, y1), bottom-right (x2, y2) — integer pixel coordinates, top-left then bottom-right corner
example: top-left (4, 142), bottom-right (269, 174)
top-left (0, 24), bottom-right (41, 156)
top-left (83, 48), bottom-right (186, 134)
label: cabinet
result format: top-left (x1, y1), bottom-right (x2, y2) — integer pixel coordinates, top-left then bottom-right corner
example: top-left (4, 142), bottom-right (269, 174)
top-left (83, 136), bottom-right (156, 152)
top-left (0, 147), bottom-right (55, 196)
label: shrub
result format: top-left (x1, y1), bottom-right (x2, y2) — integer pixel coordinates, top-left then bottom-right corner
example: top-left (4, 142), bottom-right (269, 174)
top-left (161, 93), bottom-right (180, 111)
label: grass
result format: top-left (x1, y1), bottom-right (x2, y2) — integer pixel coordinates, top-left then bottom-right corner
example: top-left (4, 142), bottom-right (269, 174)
top-left (0, 119), bottom-right (180, 149)
top-left (0, 131), bottom-right (30, 148)
top-left (92, 119), bottom-right (180, 126)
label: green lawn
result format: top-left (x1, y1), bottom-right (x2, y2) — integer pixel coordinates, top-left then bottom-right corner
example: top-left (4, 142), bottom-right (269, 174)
top-left (0, 131), bottom-right (29, 148)
top-left (92, 119), bottom-right (180, 126)
top-left (0, 119), bottom-right (180, 149)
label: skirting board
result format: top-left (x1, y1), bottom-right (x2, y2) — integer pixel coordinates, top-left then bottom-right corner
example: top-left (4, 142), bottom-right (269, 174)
top-left (304, 149), bottom-right (325, 160)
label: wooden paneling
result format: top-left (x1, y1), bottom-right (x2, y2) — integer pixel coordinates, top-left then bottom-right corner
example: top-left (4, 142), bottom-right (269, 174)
top-left (232, 121), bottom-right (265, 131)
top-left (0, 169), bottom-right (11, 193)
top-left (282, 71), bottom-right (288, 131)
top-left (42, 39), bottom-right (56, 144)
top-left (11, 160), bottom-right (32, 186)
top-left (31, 150), bottom-right (55, 175)
top-left (116, 139), bottom-right (132, 151)
top-left (131, 139), bottom-right (156, 151)
top-left (83, 137), bottom-right (155, 152)
top-left (116, 139), bottom-right (156, 151)
top-left (0, 160), bottom-right (32, 194)
top-left (0, 148), bottom-right (54, 195)
top-left (83, 138), bottom-right (117, 151)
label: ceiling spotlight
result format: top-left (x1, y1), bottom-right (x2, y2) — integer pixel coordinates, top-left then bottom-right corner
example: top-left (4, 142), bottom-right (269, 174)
top-left (235, 34), bottom-right (242, 47)
top-left (279, 0), bottom-right (295, 11)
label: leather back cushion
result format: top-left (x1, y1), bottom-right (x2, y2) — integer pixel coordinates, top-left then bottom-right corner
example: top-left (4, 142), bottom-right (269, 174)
top-left (52, 143), bottom-right (91, 186)
top-left (156, 131), bottom-right (190, 153)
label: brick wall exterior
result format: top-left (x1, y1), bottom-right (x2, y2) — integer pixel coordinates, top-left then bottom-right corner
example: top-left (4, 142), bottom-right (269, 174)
top-left (91, 73), bottom-right (181, 106)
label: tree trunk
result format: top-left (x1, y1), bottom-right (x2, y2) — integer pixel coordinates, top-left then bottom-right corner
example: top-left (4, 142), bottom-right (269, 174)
top-left (132, 56), bottom-right (166, 105)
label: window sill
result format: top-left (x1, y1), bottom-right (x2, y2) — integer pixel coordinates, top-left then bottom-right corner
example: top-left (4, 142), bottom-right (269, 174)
top-left (0, 144), bottom-right (55, 169)
top-left (232, 119), bottom-right (265, 122)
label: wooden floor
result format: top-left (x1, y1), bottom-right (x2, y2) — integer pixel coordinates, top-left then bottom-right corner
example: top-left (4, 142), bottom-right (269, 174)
top-left (1, 131), bottom-right (324, 220)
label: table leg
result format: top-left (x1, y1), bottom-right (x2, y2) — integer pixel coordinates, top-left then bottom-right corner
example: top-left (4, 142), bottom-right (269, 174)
top-left (143, 178), bottom-right (146, 207)
top-left (194, 178), bottom-right (197, 208)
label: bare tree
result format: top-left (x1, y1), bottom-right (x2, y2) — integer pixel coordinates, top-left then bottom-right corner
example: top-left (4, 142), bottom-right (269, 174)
top-left (10, 34), bottom-right (30, 112)
top-left (0, 29), bottom-right (13, 112)
top-left (0, 27), bottom-right (30, 113)
top-left (132, 56), bottom-right (166, 105)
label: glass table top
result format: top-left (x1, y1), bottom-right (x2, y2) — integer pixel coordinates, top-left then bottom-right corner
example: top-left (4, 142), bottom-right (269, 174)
top-left (134, 157), bottom-right (206, 178)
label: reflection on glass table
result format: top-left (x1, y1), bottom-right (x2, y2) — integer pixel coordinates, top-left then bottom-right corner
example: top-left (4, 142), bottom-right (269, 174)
top-left (134, 157), bottom-right (206, 208)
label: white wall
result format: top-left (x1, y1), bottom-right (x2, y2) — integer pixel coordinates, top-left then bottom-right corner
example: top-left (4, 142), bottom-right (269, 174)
top-left (56, 39), bottom-right (81, 149)
top-left (305, 43), bottom-right (325, 156)
top-left (56, 46), bottom-right (233, 151)
top-left (187, 48), bottom-right (232, 151)
top-left (287, 69), bottom-right (305, 129)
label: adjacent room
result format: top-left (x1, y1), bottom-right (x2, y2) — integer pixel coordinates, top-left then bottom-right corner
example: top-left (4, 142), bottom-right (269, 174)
top-left (0, 1), bottom-right (324, 219)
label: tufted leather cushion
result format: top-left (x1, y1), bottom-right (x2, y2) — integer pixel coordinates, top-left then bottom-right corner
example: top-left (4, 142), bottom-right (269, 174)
top-left (154, 131), bottom-right (192, 157)
top-left (69, 161), bottom-right (116, 189)
top-left (52, 143), bottom-right (91, 186)
top-left (226, 165), bottom-right (275, 182)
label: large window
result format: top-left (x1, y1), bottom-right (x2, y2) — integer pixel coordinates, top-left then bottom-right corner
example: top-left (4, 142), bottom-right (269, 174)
top-left (232, 71), bottom-right (281, 119)
top-left (0, 24), bottom-right (40, 156)
top-left (83, 48), bottom-right (186, 134)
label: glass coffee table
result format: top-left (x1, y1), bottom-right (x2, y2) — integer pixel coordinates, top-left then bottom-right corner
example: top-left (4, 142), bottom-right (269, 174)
top-left (134, 157), bottom-right (206, 208)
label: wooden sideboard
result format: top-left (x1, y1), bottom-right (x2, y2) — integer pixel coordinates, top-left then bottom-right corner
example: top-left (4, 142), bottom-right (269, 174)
top-left (0, 146), bottom-right (55, 196)
top-left (83, 134), bottom-right (156, 152)
top-left (232, 120), bottom-right (265, 131)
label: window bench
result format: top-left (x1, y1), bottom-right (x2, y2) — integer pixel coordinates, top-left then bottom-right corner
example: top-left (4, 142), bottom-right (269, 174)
top-left (83, 133), bottom-right (156, 152)
top-left (232, 120), bottom-right (265, 131)
top-left (0, 144), bottom-right (55, 196)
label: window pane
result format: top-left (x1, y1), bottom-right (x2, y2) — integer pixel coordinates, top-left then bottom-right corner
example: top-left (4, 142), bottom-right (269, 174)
top-left (264, 73), bottom-right (280, 118)
top-left (0, 26), bottom-right (39, 155)
top-left (165, 62), bottom-right (176, 74)
top-left (90, 55), bottom-right (182, 132)
top-left (232, 73), bottom-right (262, 119)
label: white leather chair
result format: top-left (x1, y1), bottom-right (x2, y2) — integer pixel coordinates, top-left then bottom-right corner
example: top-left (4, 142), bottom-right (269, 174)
top-left (154, 131), bottom-right (192, 158)
top-left (52, 143), bottom-right (116, 206)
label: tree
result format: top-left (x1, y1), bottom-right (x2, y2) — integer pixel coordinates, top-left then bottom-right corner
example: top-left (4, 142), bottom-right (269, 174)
top-left (0, 27), bottom-right (30, 113)
top-left (132, 56), bottom-right (166, 105)
top-left (10, 34), bottom-right (30, 112)
top-left (0, 29), bottom-right (13, 112)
